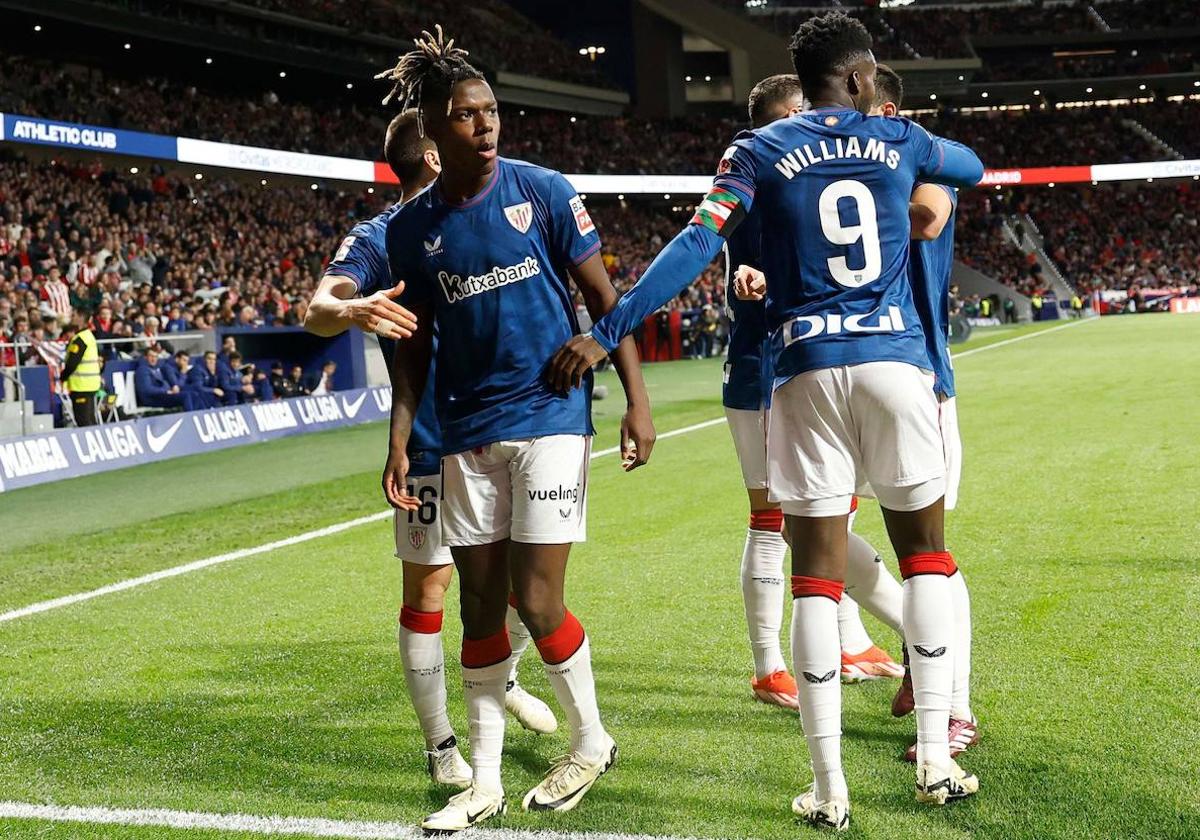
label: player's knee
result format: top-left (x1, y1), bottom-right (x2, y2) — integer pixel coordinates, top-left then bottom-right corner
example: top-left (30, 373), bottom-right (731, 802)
top-left (402, 565), bottom-right (452, 612)
top-left (514, 597), bottom-right (566, 640)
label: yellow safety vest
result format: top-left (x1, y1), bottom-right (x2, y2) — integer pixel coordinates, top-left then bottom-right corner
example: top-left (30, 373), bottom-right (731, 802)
top-left (67, 328), bottom-right (102, 393)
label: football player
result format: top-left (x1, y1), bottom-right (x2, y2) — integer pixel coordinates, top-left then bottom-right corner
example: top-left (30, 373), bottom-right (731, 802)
top-left (303, 108), bottom-right (557, 793)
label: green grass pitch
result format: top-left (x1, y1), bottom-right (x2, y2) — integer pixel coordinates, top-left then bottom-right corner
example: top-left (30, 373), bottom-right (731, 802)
top-left (1, 315), bottom-right (1198, 839)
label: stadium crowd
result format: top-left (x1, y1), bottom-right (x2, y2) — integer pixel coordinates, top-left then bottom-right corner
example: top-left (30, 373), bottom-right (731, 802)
top-left (1020, 182), bottom-right (1200, 292)
top-left (0, 154), bottom-right (385, 365)
top-left (2, 53), bottom-right (1188, 176)
top-left (240, 0), bottom-right (615, 88)
top-left (738, 0), bottom-right (1179, 60)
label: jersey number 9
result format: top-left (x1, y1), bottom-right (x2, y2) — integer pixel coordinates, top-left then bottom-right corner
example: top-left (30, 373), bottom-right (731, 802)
top-left (818, 180), bottom-right (882, 288)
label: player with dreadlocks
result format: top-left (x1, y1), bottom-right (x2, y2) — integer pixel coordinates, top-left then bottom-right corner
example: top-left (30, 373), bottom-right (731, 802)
top-left (549, 11), bottom-right (984, 830)
top-left (377, 27), bottom-right (656, 833)
top-left (303, 108), bottom-right (558, 792)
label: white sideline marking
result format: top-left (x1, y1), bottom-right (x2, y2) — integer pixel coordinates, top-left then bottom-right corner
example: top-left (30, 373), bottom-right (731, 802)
top-left (0, 801), bottom-right (697, 840)
top-left (0, 418), bottom-right (728, 626)
top-left (0, 512), bottom-right (393, 624)
top-left (951, 316), bottom-right (1097, 360)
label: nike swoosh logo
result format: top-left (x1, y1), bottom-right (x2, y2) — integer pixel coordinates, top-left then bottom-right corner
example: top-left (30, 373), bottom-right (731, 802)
top-left (341, 393), bottom-right (367, 418)
top-left (465, 805), bottom-right (492, 823)
top-left (145, 418), bottom-right (185, 453)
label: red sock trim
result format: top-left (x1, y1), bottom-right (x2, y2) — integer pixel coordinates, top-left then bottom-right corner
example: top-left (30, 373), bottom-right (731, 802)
top-left (899, 551), bottom-right (954, 579)
top-left (791, 575), bottom-right (844, 602)
top-left (461, 629), bottom-right (511, 669)
top-left (534, 611), bottom-right (586, 665)
top-left (507, 592), bottom-right (520, 609)
top-left (749, 508), bottom-right (784, 532)
top-left (850, 496), bottom-right (859, 513)
top-left (399, 607), bottom-right (443, 634)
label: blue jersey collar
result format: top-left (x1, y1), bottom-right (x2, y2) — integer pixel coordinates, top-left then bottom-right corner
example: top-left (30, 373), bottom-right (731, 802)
top-left (437, 160), bottom-right (502, 210)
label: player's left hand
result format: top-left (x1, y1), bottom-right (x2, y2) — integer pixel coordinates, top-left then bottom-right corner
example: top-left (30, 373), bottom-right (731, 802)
top-left (382, 448), bottom-right (419, 511)
top-left (547, 333), bottom-right (607, 393)
top-left (734, 264), bottom-right (766, 301)
top-left (620, 404), bottom-right (656, 471)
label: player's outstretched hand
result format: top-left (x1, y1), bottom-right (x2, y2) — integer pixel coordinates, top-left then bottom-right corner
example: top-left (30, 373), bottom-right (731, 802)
top-left (734, 265), bottom-right (766, 301)
top-left (547, 333), bottom-right (607, 393)
top-left (382, 448), bottom-right (419, 511)
top-left (620, 404), bottom-right (656, 471)
top-left (346, 281), bottom-right (418, 340)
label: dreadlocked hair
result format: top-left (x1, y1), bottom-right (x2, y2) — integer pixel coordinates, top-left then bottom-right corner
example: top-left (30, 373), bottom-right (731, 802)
top-left (375, 24), bottom-right (484, 136)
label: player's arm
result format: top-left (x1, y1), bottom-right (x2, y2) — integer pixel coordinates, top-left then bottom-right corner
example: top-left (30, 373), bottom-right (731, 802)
top-left (303, 272), bottom-right (417, 339)
top-left (381, 303), bottom-right (432, 512)
top-left (910, 183), bottom-right (955, 241)
top-left (564, 252), bottom-right (656, 471)
top-left (60, 336), bottom-right (85, 381)
top-left (913, 123), bottom-right (984, 190)
top-left (548, 136), bottom-right (757, 385)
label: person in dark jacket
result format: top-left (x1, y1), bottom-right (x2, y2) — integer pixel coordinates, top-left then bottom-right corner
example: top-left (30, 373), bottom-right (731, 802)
top-left (220, 351), bottom-right (252, 405)
top-left (186, 351), bottom-right (225, 409)
top-left (269, 361), bottom-right (296, 398)
top-left (165, 350), bottom-right (193, 388)
top-left (135, 346), bottom-right (195, 410)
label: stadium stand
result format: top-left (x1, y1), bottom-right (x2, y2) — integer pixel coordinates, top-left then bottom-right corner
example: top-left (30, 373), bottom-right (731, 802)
top-left (726, 0), bottom-right (1190, 60)
top-left (239, 0), bottom-right (616, 88)
top-left (0, 154), bottom-right (386, 352)
top-left (2, 51), bottom-right (1188, 176)
top-left (1020, 182), bottom-right (1200, 292)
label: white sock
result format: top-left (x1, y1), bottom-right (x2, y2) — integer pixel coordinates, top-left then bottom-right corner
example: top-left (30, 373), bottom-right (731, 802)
top-left (902, 573), bottom-right (955, 769)
top-left (462, 658), bottom-right (508, 793)
top-left (836, 594), bottom-right (873, 655)
top-left (398, 615), bottom-right (454, 750)
top-left (845, 531), bottom-right (905, 637)
top-left (544, 635), bottom-right (607, 762)
top-left (791, 592), bottom-right (846, 802)
top-left (506, 604), bottom-right (533, 687)
top-left (949, 570), bottom-right (973, 720)
top-left (740, 526), bottom-right (789, 679)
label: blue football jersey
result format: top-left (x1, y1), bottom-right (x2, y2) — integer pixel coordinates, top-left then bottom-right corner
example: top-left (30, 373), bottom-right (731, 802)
top-left (385, 158), bottom-right (601, 454)
top-left (722, 210), bottom-right (773, 411)
top-left (908, 184), bottom-right (958, 398)
top-left (714, 108), bottom-right (972, 384)
top-left (325, 202), bottom-right (442, 476)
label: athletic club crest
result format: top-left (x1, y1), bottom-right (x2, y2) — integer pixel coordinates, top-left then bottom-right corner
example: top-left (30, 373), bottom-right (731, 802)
top-left (408, 527), bottom-right (427, 550)
top-left (504, 202), bottom-right (533, 234)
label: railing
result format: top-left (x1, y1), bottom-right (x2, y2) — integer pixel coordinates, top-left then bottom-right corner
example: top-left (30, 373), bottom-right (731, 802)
top-left (0, 368), bottom-right (28, 437)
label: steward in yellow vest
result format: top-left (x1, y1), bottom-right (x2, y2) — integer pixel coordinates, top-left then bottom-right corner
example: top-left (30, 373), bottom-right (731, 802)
top-left (62, 309), bottom-right (102, 427)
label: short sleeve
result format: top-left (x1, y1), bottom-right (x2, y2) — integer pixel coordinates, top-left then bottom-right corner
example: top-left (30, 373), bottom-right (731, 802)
top-left (547, 172), bottom-right (602, 266)
top-left (325, 224), bottom-right (389, 296)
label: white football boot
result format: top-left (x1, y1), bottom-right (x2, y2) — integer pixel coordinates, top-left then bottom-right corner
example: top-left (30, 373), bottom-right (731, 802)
top-left (505, 680), bottom-right (558, 734)
top-left (522, 734), bottom-right (618, 812)
top-left (425, 737), bottom-right (472, 789)
top-left (420, 784), bottom-right (506, 833)
top-left (915, 758), bottom-right (980, 805)
top-left (792, 786), bottom-right (850, 832)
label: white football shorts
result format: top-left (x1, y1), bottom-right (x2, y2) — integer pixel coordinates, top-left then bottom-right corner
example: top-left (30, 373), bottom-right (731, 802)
top-left (725, 406), bottom-right (769, 490)
top-left (442, 435), bottom-right (589, 546)
top-left (393, 471), bottom-right (453, 566)
top-left (767, 361), bottom-right (946, 517)
top-left (940, 395), bottom-right (962, 511)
